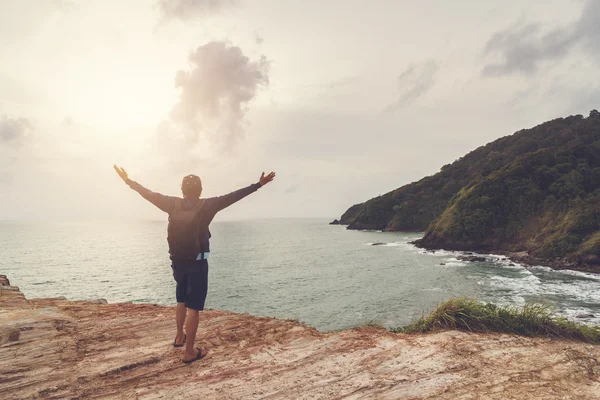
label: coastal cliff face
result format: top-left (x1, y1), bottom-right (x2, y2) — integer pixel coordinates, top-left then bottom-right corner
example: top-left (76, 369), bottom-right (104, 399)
top-left (2, 275), bottom-right (600, 399)
top-left (337, 112), bottom-right (600, 270)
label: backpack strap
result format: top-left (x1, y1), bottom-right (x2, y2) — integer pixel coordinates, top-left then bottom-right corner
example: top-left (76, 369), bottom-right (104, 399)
top-left (174, 198), bottom-right (183, 212)
top-left (194, 199), bottom-right (206, 213)
top-left (168, 198), bottom-right (182, 221)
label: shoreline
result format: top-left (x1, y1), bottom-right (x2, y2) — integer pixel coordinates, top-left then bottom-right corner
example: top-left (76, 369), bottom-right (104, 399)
top-left (412, 239), bottom-right (600, 274)
top-left (336, 224), bottom-right (598, 274)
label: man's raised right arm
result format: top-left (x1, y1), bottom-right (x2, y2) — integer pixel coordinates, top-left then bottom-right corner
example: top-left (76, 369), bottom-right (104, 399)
top-left (114, 165), bottom-right (176, 214)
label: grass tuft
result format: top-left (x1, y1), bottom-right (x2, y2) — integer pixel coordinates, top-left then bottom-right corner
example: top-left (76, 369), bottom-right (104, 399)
top-left (391, 297), bottom-right (600, 343)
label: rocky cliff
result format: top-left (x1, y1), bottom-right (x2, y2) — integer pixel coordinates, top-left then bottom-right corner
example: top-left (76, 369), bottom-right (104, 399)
top-left (2, 275), bottom-right (600, 399)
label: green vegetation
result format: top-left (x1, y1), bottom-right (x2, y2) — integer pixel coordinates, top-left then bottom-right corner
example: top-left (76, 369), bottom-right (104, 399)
top-left (338, 111), bottom-right (600, 268)
top-left (392, 298), bottom-right (600, 343)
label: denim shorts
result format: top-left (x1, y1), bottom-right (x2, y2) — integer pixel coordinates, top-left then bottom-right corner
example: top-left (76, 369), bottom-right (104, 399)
top-left (171, 259), bottom-right (208, 310)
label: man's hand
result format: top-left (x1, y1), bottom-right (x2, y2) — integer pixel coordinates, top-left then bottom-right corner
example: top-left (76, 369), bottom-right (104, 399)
top-left (259, 172), bottom-right (276, 187)
top-left (113, 165), bottom-right (129, 182)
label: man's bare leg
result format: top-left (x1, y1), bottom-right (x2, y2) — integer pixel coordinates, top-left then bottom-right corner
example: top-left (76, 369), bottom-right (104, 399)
top-left (184, 308), bottom-right (200, 361)
top-left (175, 302), bottom-right (186, 345)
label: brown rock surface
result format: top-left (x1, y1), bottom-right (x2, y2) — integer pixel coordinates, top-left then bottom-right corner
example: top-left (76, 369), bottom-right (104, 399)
top-left (2, 274), bottom-right (600, 399)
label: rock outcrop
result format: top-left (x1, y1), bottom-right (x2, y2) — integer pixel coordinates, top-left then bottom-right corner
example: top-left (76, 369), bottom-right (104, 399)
top-left (2, 275), bottom-right (600, 399)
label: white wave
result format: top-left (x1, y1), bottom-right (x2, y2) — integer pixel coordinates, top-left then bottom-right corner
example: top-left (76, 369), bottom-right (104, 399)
top-left (365, 242), bottom-right (402, 247)
top-left (485, 254), bottom-right (507, 260)
top-left (545, 281), bottom-right (600, 303)
top-left (487, 275), bottom-right (542, 295)
top-left (445, 261), bottom-right (468, 267)
top-left (553, 269), bottom-right (600, 282)
top-left (440, 258), bottom-right (468, 267)
top-left (560, 308), bottom-right (600, 325)
top-left (529, 265), bottom-right (554, 273)
top-left (495, 273), bottom-right (541, 284)
top-left (417, 249), bottom-right (462, 257)
top-left (399, 236), bottom-right (422, 241)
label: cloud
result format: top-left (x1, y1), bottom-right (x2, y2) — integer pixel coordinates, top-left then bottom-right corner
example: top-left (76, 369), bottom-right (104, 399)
top-left (159, 41), bottom-right (269, 157)
top-left (482, 0), bottom-right (600, 76)
top-left (52, 0), bottom-right (77, 13)
top-left (386, 60), bottom-right (438, 112)
top-left (157, 0), bottom-right (236, 22)
top-left (0, 115), bottom-right (32, 148)
top-left (575, 0), bottom-right (600, 55)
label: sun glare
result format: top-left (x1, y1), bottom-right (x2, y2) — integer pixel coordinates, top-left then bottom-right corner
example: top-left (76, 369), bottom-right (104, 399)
top-left (61, 61), bottom-right (177, 131)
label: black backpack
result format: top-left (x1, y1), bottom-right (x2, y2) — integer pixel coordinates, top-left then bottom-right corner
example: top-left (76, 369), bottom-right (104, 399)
top-left (167, 198), bottom-right (206, 260)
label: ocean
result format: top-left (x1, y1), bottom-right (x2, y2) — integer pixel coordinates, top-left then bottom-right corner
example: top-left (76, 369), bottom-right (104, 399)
top-left (2, 219), bottom-right (600, 331)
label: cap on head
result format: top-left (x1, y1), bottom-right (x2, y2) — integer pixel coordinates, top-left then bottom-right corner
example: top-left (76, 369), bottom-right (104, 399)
top-left (181, 174), bottom-right (202, 198)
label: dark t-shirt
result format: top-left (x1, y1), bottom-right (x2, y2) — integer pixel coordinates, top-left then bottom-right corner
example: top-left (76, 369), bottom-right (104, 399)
top-left (126, 179), bottom-right (261, 254)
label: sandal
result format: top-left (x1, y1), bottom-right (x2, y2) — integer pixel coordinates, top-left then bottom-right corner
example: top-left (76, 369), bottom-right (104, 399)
top-left (173, 334), bottom-right (186, 348)
top-left (183, 347), bottom-right (208, 364)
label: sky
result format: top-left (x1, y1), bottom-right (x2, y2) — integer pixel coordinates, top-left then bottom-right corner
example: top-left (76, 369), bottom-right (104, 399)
top-left (1, 0), bottom-right (599, 221)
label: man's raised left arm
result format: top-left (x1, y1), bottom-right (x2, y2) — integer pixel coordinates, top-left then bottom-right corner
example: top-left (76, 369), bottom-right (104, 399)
top-left (212, 172), bottom-right (276, 212)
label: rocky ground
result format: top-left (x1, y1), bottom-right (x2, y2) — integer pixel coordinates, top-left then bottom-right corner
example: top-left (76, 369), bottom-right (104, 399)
top-left (2, 275), bottom-right (600, 399)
